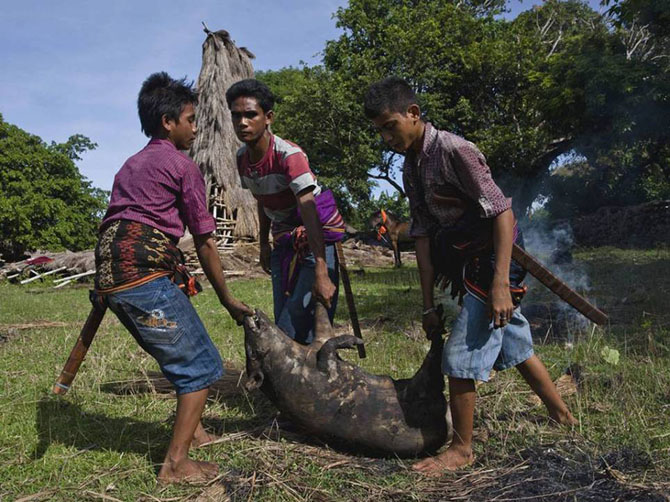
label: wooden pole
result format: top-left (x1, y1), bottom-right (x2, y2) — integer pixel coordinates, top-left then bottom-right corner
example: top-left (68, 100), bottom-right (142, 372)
top-left (52, 304), bottom-right (107, 394)
top-left (335, 242), bottom-right (366, 358)
top-left (512, 244), bottom-right (608, 325)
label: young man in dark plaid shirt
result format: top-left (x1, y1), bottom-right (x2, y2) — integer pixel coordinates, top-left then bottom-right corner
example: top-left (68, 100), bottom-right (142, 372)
top-left (364, 77), bottom-right (576, 475)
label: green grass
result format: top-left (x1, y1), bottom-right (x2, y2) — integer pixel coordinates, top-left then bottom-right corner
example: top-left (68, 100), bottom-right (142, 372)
top-left (1, 248), bottom-right (669, 501)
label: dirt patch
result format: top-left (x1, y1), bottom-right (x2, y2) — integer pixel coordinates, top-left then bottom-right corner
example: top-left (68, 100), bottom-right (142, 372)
top-left (150, 433), bottom-right (669, 501)
top-left (0, 328), bottom-right (19, 345)
top-left (465, 444), bottom-right (668, 502)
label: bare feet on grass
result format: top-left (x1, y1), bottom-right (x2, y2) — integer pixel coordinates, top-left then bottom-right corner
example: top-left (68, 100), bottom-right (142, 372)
top-left (412, 445), bottom-right (475, 476)
top-left (550, 409), bottom-right (578, 427)
top-left (158, 457), bottom-right (219, 484)
top-left (192, 422), bottom-right (221, 448)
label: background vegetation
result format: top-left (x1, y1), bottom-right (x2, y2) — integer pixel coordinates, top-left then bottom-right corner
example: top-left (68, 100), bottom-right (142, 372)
top-left (258, 0), bottom-right (670, 227)
top-left (0, 114), bottom-right (108, 261)
top-left (1, 0), bottom-right (667, 248)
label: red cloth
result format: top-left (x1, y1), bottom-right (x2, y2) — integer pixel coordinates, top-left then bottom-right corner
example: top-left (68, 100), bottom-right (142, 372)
top-left (25, 256), bottom-right (53, 265)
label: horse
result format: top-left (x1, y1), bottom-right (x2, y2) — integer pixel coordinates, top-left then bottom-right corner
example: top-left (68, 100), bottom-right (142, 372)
top-left (369, 209), bottom-right (413, 267)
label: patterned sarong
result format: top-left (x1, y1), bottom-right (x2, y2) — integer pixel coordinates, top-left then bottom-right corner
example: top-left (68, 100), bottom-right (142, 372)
top-left (95, 220), bottom-right (199, 296)
top-left (430, 212), bottom-right (527, 305)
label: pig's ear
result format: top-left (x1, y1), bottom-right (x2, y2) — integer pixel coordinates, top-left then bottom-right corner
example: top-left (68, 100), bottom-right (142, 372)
top-left (245, 369), bottom-right (264, 391)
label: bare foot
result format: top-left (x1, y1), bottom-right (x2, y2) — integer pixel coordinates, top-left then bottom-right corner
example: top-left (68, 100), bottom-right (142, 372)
top-left (192, 422), bottom-right (221, 448)
top-left (550, 409), bottom-right (578, 426)
top-left (412, 446), bottom-right (474, 476)
top-left (157, 457), bottom-right (219, 485)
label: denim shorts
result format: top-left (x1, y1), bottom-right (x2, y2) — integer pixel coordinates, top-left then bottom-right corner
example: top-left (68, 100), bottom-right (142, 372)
top-left (105, 276), bottom-right (224, 395)
top-left (442, 294), bottom-right (534, 382)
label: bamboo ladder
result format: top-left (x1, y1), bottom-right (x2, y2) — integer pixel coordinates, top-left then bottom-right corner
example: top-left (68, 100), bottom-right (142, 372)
top-left (210, 184), bottom-right (236, 252)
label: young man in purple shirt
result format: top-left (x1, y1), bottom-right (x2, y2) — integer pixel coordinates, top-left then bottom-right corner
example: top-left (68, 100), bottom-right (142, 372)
top-left (94, 72), bottom-right (252, 484)
top-left (364, 77), bottom-right (576, 475)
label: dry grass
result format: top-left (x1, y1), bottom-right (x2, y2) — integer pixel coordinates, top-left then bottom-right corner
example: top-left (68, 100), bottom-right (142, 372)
top-left (0, 247), bottom-right (669, 501)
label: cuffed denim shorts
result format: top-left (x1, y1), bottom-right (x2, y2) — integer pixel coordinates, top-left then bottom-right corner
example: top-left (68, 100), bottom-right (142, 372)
top-left (442, 293), bottom-right (534, 382)
top-left (106, 276), bottom-right (224, 395)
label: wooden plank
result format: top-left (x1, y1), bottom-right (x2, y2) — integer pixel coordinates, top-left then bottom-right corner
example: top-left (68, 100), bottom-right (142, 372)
top-left (20, 266), bottom-right (68, 284)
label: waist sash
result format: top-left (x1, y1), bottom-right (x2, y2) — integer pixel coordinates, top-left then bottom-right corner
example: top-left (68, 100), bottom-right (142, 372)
top-left (273, 190), bottom-right (345, 296)
top-left (430, 213), bottom-right (527, 305)
top-left (94, 220), bottom-right (200, 297)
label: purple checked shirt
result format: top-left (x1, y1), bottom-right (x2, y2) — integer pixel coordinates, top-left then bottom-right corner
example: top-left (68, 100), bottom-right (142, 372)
top-left (402, 122), bottom-right (511, 238)
top-left (101, 139), bottom-right (215, 239)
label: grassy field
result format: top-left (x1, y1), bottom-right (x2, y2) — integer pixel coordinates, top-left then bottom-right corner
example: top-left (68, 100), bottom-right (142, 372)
top-left (0, 247), bottom-right (669, 501)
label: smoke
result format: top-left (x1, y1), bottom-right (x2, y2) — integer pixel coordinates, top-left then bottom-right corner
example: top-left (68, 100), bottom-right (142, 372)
top-left (521, 220), bottom-right (593, 341)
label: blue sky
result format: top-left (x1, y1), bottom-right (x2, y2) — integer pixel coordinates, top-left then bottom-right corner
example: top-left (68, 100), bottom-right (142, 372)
top-left (1, 0), bottom-right (604, 193)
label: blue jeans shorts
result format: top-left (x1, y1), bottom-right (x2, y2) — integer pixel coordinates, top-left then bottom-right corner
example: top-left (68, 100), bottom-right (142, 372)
top-left (442, 294), bottom-right (534, 382)
top-left (105, 276), bottom-right (224, 395)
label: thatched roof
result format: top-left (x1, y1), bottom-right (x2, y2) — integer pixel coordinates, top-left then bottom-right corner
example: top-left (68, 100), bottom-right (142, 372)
top-left (190, 26), bottom-right (258, 240)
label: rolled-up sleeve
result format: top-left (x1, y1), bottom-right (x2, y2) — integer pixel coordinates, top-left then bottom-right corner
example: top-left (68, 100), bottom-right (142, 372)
top-left (285, 153), bottom-right (317, 195)
top-left (450, 143), bottom-right (511, 218)
top-left (179, 163), bottom-right (216, 236)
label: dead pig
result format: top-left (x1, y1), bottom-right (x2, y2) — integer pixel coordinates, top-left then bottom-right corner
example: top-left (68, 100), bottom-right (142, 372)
top-left (243, 304), bottom-right (451, 457)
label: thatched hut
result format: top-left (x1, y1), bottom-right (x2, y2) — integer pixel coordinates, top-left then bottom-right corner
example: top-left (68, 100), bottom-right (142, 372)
top-left (191, 26), bottom-right (258, 247)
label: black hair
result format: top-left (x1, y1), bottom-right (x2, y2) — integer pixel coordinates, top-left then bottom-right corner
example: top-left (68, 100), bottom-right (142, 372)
top-left (364, 77), bottom-right (417, 119)
top-left (225, 78), bottom-right (275, 112)
top-left (137, 72), bottom-right (198, 138)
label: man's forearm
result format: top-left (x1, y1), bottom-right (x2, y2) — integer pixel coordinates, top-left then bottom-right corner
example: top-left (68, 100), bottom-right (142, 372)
top-left (492, 208), bottom-right (514, 285)
top-left (415, 237), bottom-right (435, 308)
top-left (297, 195), bottom-right (328, 275)
top-left (194, 234), bottom-right (232, 306)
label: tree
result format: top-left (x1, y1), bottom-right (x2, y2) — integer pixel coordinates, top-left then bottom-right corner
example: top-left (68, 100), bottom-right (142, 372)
top-left (0, 114), bottom-right (108, 260)
top-left (262, 0), bottom-right (668, 221)
top-left (535, 0), bottom-right (670, 215)
top-left (264, 0), bottom-right (613, 215)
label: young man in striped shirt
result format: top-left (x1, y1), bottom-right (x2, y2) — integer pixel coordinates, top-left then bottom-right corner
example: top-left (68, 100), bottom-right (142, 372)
top-left (226, 79), bottom-right (345, 344)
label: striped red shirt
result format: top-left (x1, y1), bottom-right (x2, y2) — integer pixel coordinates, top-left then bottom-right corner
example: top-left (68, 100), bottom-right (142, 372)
top-left (101, 139), bottom-right (215, 239)
top-left (236, 134), bottom-right (320, 224)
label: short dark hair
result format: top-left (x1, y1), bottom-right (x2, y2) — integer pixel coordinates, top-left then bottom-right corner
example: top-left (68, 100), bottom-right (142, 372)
top-left (225, 78), bottom-right (275, 112)
top-left (137, 72), bottom-right (198, 138)
top-left (364, 77), bottom-right (417, 119)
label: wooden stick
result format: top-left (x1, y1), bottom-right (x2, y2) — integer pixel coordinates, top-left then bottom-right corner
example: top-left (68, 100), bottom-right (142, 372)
top-left (53, 270), bottom-right (95, 284)
top-left (52, 303), bottom-right (107, 394)
top-left (512, 244), bottom-right (608, 325)
top-left (20, 266), bottom-right (67, 284)
top-left (335, 242), bottom-right (366, 358)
